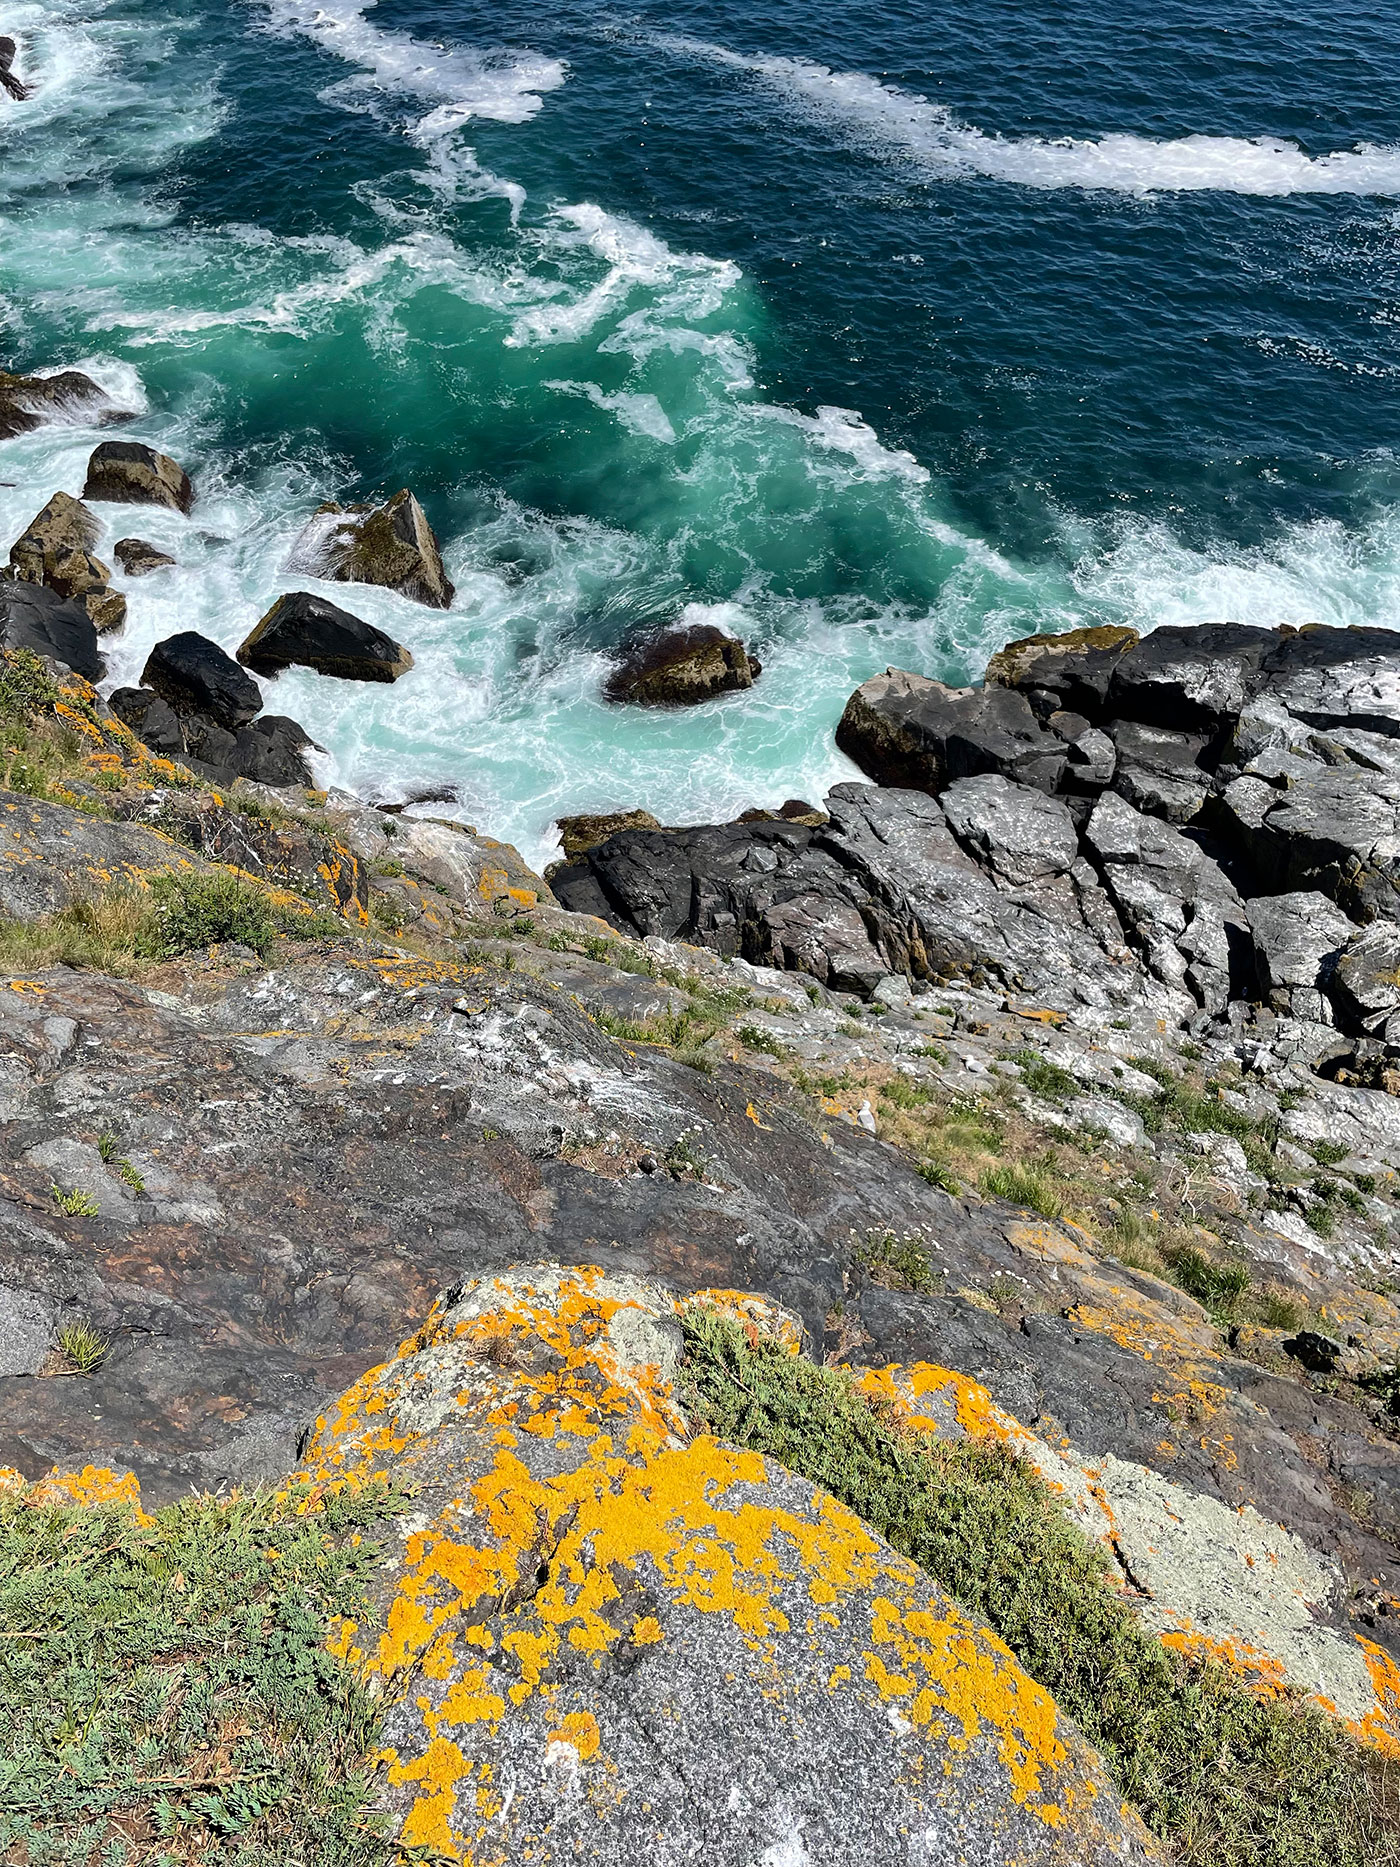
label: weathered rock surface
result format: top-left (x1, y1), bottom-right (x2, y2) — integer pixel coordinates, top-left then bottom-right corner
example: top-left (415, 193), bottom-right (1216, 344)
top-left (112, 537), bottom-right (175, 577)
top-left (237, 590), bottom-right (413, 683)
top-left (142, 631), bottom-right (262, 730)
top-left (304, 1267), bottom-right (1158, 1864)
top-left (554, 807), bottom-right (662, 862)
top-left (0, 578), bottom-right (102, 679)
top-left (0, 366), bottom-right (120, 440)
top-left (0, 792), bottom-right (208, 919)
top-left (837, 668), bottom-right (1068, 794)
top-left (0, 35), bottom-right (32, 101)
top-left (8, 491), bottom-right (126, 633)
top-left (605, 623), bottom-right (761, 706)
top-left (81, 441), bottom-right (193, 515)
top-left (287, 489), bottom-right (453, 609)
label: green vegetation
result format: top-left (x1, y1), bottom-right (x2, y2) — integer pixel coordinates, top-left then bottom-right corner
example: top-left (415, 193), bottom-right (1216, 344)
top-left (980, 1157), bottom-right (1065, 1221)
top-left (680, 1308), bottom-right (1397, 1867)
top-left (52, 1185), bottom-right (100, 1218)
top-left (54, 1321), bottom-right (108, 1373)
top-left (736, 1023), bottom-right (786, 1058)
top-left (0, 1479), bottom-right (412, 1867)
top-left (1359, 1365), bottom-right (1400, 1421)
top-left (1313, 1139), bottom-right (1350, 1167)
top-left (917, 1157), bottom-right (960, 1194)
top-left (1005, 1048), bottom-right (1078, 1103)
top-left (852, 1227), bottom-right (941, 1295)
top-left (1161, 1241), bottom-right (1251, 1319)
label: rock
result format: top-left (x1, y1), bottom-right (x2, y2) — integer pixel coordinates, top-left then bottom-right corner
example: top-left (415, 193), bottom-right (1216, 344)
top-left (1049, 711), bottom-right (1116, 792)
top-left (940, 773), bottom-right (1080, 885)
top-left (0, 34), bottom-right (32, 101)
top-left (81, 441), bottom-right (194, 515)
top-left (0, 366), bottom-right (120, 441)
top-left (0, 578), bottom-right (102, 680)
top-left (0, 792), bottom-right (211, 921)
top-left (112, 538), bottom-right (175, 577)
top-left (555, 808), bottom-right (662, 861)
top-left (142, 631), bottom-right (262, 730)
top-left (228, 715), bottom-right (320, 788)
top-left (1107, 624), bottom-right (1275, 735)
top-left (604, 623), bottom-right (760, 706)
top-left (837, 668), bottom-right (1068, 795)
top-left (1259, 625), bottom-right (1400, 739)
top-left (288, 489), bottom-right (453, 609)
top-left (236, 590), bottom-right (414, 683)
top-left (1246, 893), bottom-right (1356, 1018)
top-left (1217, 759), bottom-right (1400, 922)
top-left (300, 1267), bottom-right (1157, 1866)
top-left (1331, 921), bottom-right (1400, 1035)
top-left (1109, 720), bottom-right (1211, 823)
top-left (7, 491), bottom-right (126, 633)
top-left (984, 623), bottom-right (1140, 720)
top-left (107, 686), bottom-right (184, 757)
top-left (109, 685), bottom-right (319, 788)
top-left (0, 1284), bottom-right (52, 1378)
top-left (1283, 1330), bottom-right (1346, 1374)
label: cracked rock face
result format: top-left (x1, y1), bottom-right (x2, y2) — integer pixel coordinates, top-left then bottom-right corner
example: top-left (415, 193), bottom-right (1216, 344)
top-left (303, 1268), bottom-right (1160, 1866)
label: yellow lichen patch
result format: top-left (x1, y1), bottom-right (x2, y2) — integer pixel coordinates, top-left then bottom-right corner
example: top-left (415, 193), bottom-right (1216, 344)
top-left (856, 1362), bottom-right (1024, 1447)
top-left (1157, 1623), bottom-right (1291, 1697)
top-left (1354, 1638), bottom-right (1400, 1758)
top-left (25, 1464), bottom-right (152, 1522)
top-left (547, 1710), bottom-right (601, 1761)
top-left (685, 1290), bottom-right (805, 1354)
top-left (1006, 1219), bottom-right (1094, 1271)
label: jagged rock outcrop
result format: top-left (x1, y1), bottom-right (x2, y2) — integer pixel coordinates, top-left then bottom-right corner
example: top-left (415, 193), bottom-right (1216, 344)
top-left (286, 489), bottom-right (453, 609)
top-left (141, 631), bottom-right (262, 730)
top-left (302, 1267), bottom-right (1159, 1864)
top-left (0, 366), bottom-right (120, 439)
top-left (237, 590), bottom-right (413, 682)
top-left (81, 441), bottom-right (193, 515)
top-left (108, 686), bottom-right (320, 789)
top-left (0, 579), bottom-right (102, 679)
top-left (7, 491), bottom-right (125, 633)
top-left (836, 667), bottom-right (1067, 794)
top-left (112, 538), bottom-right (175, 577)
top-left (554, 807), bottom-right (662, 862)
top-left (605, 622), bottom-right (761, 705)
top-left (0, 34), bottom-right (31, 101)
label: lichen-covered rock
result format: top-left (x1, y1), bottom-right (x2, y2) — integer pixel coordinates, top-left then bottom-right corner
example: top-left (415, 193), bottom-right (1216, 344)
top-left (7, 491), bottom-right (126, 633)
top-left (112, 538), bottom-right (175, 577)
top-left (837, 667), bottom-right (1069, 796)
top-left (288, 490), bottom-right (454, 610)
top-left (237, 590), bottom-right (414, 683)
top-left (605, 623), bottom-right (761, 706)
top-left (142, 631), bottom-right (262, 730)
top-left (0, 791), bottom-right (206, 918)
top-left (0, 366), bottom-right (120, 440)
top-left (984, 624), bottom-right (1140, 720)
top-left (306, 1267), bottom-right (1159, 1865)
top-left (554, 808), bottom-right (662, 861)
top-left (0, 578), bottom-right (103, 679)
top-left (81, 441), bottom-right (193, 515)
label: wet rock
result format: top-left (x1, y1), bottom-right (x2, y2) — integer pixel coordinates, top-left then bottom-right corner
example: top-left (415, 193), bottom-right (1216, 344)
top-left (1107, 624), bottom-right (1274, 735)
top-left (142, 631), bottom-right (262, 730)
top-left (228, 715), bottom-right (320, 788)
top-left (984, 623), bottom-right (1140, 721)
top-left (112, 538), bottom-right (175, 577)
top-left (288, 489), bottom-right (454, 609)
top-left (1110, 720), bottom-right (1211, 823)
top-left (0, 366), bottom-right (120, 440)
top-left (0, 35), bottom-right (31, 101)
top-left (555, 808), bottom-right (662, 861)
top-left (0, 578), bottom-right (103, 680)
top-left (237, 590), bottom-right (414, 683)
top-left (82, 441), bottom-right (193, 515)
top-left (837, 667), bottom-right (1068, 795)
top-left (940, 773), bottom-right (1080, 885)
top-left (301, 1267), bottom-right (1159, 1867)
top-left (109, 685), bottom-right (318, 789)
top-left (107, 686), bottom-right (184, 756)
top-left (604, 622), bottom-right (760, 706)
top-left (1246, 892), bottom-right (1356, 1019)
top-left (7, 491), bottom-right (126, 633)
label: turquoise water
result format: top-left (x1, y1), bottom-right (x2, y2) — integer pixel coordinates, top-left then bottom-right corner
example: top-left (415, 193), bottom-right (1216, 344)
top-left (3, 1), bottom-right (1400, 866)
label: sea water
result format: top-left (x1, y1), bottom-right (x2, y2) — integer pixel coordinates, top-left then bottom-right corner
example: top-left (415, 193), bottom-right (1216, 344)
top-left (2, 0), bottom-right (1400, 868)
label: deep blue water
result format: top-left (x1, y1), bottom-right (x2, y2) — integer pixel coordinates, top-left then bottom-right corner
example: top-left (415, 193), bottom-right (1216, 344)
top-left (3, 0), bottom-right (1400, 861)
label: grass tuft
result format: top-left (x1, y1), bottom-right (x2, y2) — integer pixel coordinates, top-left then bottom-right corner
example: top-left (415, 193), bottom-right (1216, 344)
top-left (680, 1308), bottom-right (1398, 1867)
top-left (980, 1158), bottom-right (1065, 1221)
top-left (52, 1185), bottom-right (100, 1218)
top-left (54, 1320), bottom-right (108, 1373)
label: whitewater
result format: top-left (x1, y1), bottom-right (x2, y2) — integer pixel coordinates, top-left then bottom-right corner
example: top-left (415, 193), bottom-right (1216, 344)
top-left (3, 0), bottom-right (1400, 869)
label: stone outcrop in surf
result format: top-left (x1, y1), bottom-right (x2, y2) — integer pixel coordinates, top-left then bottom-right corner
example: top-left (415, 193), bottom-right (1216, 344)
top-left (7, 491), bottom-right (126, 634)
top-left (0, 365), bottom-right (124, 440)
top-left (287, 488), bottom-right (454, 610)
top-left (81, 440), bottom-right (194, 515)
top-left (605, 620), bottom-right (761, 705)
top-left (237, 590), bottom-right (414, 683)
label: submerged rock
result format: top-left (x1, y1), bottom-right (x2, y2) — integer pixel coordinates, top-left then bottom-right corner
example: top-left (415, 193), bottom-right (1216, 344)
top-left (0, 366), bottom-right (120, 440)
top-left (0, 578), bottom-right (103, 680)
top-left (237, 590), bottom-right (413, 683)
top-left (112, 537), bottom-right (176, 577)
top-left (7, 491), bottom-right (126, 633)
top-left (302, 1266), bottom-right (1158, 1865)
top-left (605, 622), bottom-right (761, 705)
top-left (82, 441), bottom-right (194, 515)
top-left (288, 489), bottom-right (454, 610)
top-left (142, 631), bottom-right (262, 730)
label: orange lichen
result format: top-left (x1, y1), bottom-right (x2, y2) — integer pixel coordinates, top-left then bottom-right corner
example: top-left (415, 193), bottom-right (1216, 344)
top-left (24, 1464), bottom-right (152, 1523)
top-left (1354, 1638), bottom-right (1400, 1758)
top-left (856, 1362), bottom-right (1022, 1446)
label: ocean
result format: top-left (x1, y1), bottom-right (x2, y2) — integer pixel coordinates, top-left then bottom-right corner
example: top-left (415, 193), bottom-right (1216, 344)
top-left (3, 0), bottom-right (1400, 868)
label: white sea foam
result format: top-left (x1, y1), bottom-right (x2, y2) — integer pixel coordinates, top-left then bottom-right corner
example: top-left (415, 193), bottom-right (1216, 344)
top-left (655, 35), bottom-right (1400, 198)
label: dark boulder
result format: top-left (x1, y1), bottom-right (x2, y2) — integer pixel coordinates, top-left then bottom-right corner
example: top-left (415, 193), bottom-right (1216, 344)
top-left (82, 441), bottom-right (194, 514)
top-left (228, 715), bottom-right (320, 788)
top-left (8, 490), bottom-right (125, 633)
top-left (1109, 720), bottom-right (1212, 823)
top-left (555, 808), bottom-right (662, 862)
top-left (0, 578), bottom-right (102, 680)
top-left (107, 687), bottom-right (183, 756)
top-left (0, 34), bottom-right (31, 100)
top-left (604, 624), bottom-right (760, 706)
top-left (0, 366), bottom-right (119, 440)
top-left (236, 590), bottom-right (413, 683)
top-left (1106, 624), bottom-right (1274, 735)
top-left (142, 632), bottom-right (262, 730)
top-left (110, 684), bottom-right (319, 789)
top-left (1257, 625), bottom-right (1400, 739)
top-left (112, 538), bottom-right (176, 577)
top-left (1049, 711), bottom-right (1116, 793)
top-left (836, 668), bottom-right (1067, 795)
top-left (287, 489), bottom-right (453, 610)
top-left (984, 623), bottom-right (1139, 721)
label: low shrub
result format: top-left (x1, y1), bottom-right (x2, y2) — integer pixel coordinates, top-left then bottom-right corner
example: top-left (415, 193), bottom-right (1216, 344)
top-left (980, 1158), bottom-right (1064, 1221)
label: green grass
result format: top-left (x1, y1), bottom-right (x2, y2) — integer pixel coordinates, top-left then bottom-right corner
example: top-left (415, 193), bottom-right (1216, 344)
top-left (680, 1308), bottom-right (1397, 1867)
top-left (1005, 1048), bottom-right (1079, 1103)
top-left (52, 1185), bottom-right (100, 1218)
top-left (54, 1321), bottom-right (108, 1373)
top-left (0, 1479), bottom-right (413, 1867)
top-left (736, 1024), bottom-right (786, 1058)
top-left (852, 1227), bottom-right (941, 1295)
top-left (980, 1158), bottom-right (1065, 1221)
